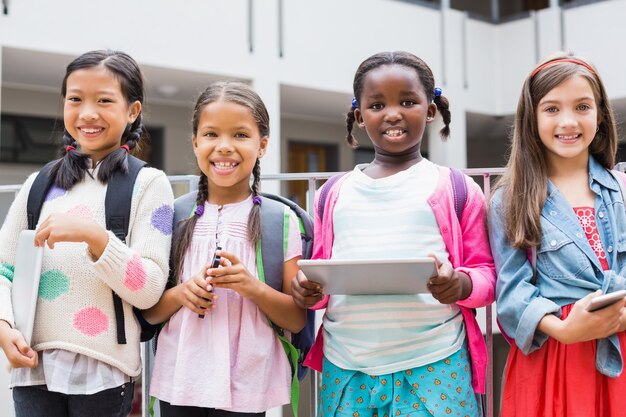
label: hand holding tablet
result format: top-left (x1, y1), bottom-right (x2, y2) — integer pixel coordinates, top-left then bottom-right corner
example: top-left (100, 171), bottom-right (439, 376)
top-left (12, 230), bottom-right (44, 346)
top-left (296, 258), bottom-right (438, 295)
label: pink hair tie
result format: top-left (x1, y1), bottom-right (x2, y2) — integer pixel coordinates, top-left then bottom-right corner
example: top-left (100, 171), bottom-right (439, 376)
top-left (120, 144), bottom-right (130, 153)
top-left (531, 58), bottom-right (597, 78)
top-left (65, 145), bottom-right (76, 153)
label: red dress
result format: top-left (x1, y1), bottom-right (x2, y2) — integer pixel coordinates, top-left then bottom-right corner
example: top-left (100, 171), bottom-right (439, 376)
top-left (500, 207), bottom-right (626, 417)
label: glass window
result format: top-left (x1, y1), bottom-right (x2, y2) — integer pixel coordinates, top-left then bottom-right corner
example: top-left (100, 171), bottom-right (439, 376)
top-left (1, 113), bottom-right (164, 169)
top-left (450, 0), bottom-right (549, 21)
top-left (1, 114), bottom-right (61, 164)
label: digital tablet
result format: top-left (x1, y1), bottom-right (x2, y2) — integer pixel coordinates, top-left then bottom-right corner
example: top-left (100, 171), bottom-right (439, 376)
top-left (297, 258), bottom-right (437, 295)
top-left (11, 230), bottom-right (43, 346)
top-left (586, 289), bottom-right (626, 312)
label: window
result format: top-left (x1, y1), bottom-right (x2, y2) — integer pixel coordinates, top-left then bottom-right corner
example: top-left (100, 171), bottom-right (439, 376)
top-left (1, 113), bottom-right (164, 169)
top-left (450, 0), bottom-right (549, 21)
top-left (1, 114), bottom-right (60, 164)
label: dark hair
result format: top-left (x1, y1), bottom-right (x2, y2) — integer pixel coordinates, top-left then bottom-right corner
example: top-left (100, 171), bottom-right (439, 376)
top-left (51, 50), bottom-right (146, 189)
top-left (346, 51), bottom-right (451, 148)
top-left (494, 52), bottom-right (618, 249)
top-left (171, 82), bottom-right (269, 281)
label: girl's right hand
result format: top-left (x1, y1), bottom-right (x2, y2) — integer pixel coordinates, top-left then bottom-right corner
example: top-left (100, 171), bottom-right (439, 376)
top-left (0, 323), bottom-right (38, 368)
top-left (175, 264), bottom-right (218, 315)
top-left (555, 291), bottom-right (624, 344)
top-left (291, 270), bottom-right (324, 308)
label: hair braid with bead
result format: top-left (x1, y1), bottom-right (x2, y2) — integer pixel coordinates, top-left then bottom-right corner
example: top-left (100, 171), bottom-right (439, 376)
top-left (171, 174), bottom-right (209, 284)
top-left (247, 159), bottom-right (262, 242)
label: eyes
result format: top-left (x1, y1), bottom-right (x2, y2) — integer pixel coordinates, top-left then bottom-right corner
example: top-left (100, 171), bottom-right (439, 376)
top-left (66, 96), bottom-right (115, 104)
top-left (369, 100), bottom-right (417, 110)
top-left (202, 131), bottom-right (251, 139)
top-left (542, 103), bottom-right (593, 113)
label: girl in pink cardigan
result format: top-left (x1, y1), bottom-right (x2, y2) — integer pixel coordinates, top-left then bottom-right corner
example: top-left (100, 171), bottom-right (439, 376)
top-left (292, 51), bottom-right (495, 417)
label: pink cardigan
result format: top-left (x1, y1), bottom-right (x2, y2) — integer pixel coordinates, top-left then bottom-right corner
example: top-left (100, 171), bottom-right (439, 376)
top-left (303, 166), bottom-right (496, 394)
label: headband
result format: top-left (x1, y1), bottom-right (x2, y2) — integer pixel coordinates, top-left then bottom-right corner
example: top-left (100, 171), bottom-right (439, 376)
top-left (530, 58), bottom-right (597, 78)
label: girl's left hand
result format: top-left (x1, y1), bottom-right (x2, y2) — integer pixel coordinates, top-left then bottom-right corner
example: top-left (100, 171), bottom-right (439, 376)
top-left (34, 213), bottom-right (108, 257)
top-left (426, 254), bottom-right (472, 304)
top-left (207, 250), bottom-right (262, 299)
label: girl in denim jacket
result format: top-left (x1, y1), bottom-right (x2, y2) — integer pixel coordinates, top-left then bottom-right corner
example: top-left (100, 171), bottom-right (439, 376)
top-left (488, 53), bottom-right (626, 417)
top-left (292, 51), bottom-right (496, 417)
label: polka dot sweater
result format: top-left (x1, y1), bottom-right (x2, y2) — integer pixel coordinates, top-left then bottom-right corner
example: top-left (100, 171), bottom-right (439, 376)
top-left (0, 166), bottom-right (174, 377)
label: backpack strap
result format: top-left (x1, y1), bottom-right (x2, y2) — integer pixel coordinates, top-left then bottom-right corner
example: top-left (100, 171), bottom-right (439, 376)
top-left (172, 191), bottom-right (198, 226)
top-left (258, 195), bottom-right (288, 292)
top-left (106, 155), bottom-right (147, 345)
top-left (26, 160), bottom-right (58, 230)
top-left (449, 167), bottom-right (467, 223)
top-left (317, 173), bottom-right (348, 223)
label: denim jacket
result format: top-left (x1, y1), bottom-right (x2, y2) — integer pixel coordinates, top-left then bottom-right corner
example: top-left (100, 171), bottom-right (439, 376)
top-left (488, 156), bottom-right (626, 377)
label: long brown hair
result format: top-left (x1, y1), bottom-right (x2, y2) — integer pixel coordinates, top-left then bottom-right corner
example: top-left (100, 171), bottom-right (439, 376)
top-left (494, 52), bottom-right (618, 249)
top-left (170, 82), bottom-right (269, 282)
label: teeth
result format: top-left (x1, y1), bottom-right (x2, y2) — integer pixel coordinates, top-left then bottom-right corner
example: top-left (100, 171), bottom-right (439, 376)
top-left (81, 128), bottom-right (102, 133)
top-left (385, 129), bottom-right (404, 137)
top-left (557, 134), bottom-right (579, 140)
top-left (214, 162), bottom-right (237, 169)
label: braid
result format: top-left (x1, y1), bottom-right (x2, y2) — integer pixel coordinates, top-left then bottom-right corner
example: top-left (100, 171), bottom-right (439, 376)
top-left (97, 113), bottom-right (146, 183)
top-left (345, 108), bottom-right (359, 148)
top-left (434, 95), bottom-right (451, 140)
top-left (171, 174), bottom-right (209, 284)
top-left (123, 113), bottom-right (145, 153)
top-left (50, 130), bottom-right (90, 190)
top-left (247, 160), bottom-right (262, 242)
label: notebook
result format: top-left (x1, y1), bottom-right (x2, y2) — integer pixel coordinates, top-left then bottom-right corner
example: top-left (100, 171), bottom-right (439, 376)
top-left (11, 230), bottom-right (43, 346)
top-left (297, 258), bottom-right (437, 295)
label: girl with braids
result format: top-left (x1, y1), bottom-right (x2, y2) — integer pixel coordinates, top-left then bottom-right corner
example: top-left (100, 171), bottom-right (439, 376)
top-left (0, 50), bottom-right (173, 416)
top-left (488, 53), bottom-right (626, 416)
top-left (291, 51), bottom-right (495, 417)
top-left (145, 81), bottom-right (306, 417)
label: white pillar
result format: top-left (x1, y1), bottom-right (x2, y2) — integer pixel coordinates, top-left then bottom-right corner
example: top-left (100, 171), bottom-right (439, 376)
top-left (251, 0), bottom-right (281, 196)
top-left (253, 75), bottom-right (281, 196)
top-left (428, 107), bottom-right (467, 169)
top-left (429, 8), bottom-right (467, 169)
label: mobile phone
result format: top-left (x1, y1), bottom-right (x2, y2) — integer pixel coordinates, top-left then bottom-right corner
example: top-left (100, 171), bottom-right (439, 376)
top-left (199, 246), bottom-right (221, 319)
top-left (586, 289), bottom-right (626, 312)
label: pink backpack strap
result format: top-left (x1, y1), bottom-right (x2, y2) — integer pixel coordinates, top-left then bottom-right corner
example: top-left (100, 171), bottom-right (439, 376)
top-left (317, 173), bottom-right (348, 222)
top-left (449, 167), bottom-right (467, 223)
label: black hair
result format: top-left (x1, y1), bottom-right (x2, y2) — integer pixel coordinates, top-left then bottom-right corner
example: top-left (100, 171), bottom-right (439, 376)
top-left (51, 50), bottom-right (147, 189)
top-left (171, 82), bottom-right (268, 281)
top-left (346, 51), bottom-right (451, 147)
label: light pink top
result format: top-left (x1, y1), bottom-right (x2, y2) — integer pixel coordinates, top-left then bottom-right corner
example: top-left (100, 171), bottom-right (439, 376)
top-left (150, 196), bottom-right (302, 412)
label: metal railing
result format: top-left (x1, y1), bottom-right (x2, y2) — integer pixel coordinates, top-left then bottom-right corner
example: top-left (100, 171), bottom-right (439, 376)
top-left (0, 168), bottom-right (506, 417)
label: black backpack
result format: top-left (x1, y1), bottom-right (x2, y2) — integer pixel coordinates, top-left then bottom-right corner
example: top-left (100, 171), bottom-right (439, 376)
top-left (26, 155), bottom-right (157, 344)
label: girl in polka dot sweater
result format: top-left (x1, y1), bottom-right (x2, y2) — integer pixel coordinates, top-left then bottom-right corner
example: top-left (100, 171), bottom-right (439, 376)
top-left (0, 50), bottom-right (173, 417)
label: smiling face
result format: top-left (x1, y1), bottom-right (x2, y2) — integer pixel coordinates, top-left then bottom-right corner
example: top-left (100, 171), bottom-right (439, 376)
top-left (192, 100), bottom-right (268, 202)
top-left (536, 74), bottom-right (599, 169)
top-left (354, 64), bottom-right (436, 159)
top-left (63, 66), bottom-right (140, 162)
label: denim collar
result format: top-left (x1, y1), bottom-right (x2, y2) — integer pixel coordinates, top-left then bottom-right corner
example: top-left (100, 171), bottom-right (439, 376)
top-left (589, 155), bottom-right (620, 192)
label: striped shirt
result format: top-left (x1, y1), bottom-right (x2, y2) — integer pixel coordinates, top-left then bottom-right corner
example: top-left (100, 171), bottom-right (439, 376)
top-left (324, 159), bottom-right (465, 375)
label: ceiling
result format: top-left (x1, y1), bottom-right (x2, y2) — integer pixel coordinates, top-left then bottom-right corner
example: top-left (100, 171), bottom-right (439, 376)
top-left (1, 47), bottom-right (351, 124)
